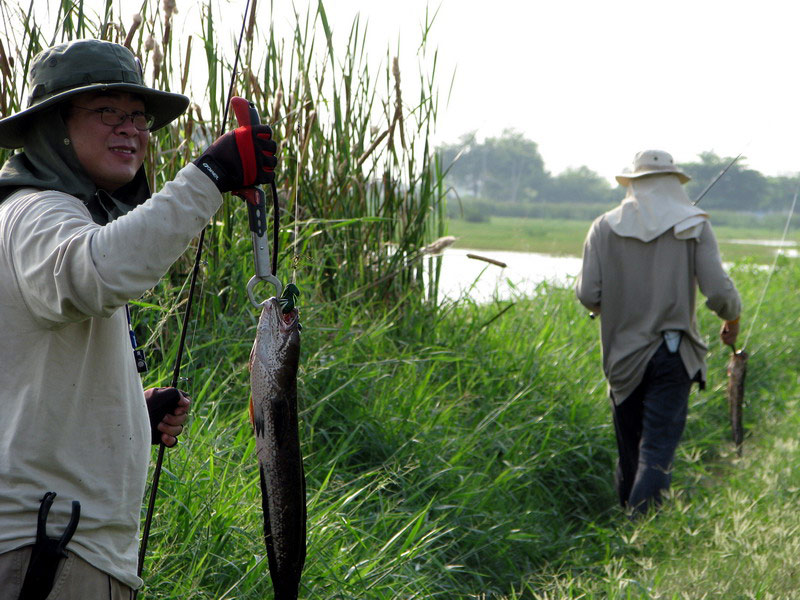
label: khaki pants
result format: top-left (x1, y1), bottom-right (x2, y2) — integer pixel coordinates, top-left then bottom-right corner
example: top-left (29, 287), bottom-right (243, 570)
top-left (0, 546), bottom-right (134, 600)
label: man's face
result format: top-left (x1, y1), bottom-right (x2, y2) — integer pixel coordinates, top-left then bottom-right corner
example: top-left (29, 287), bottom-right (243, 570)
top-left (65, 91), bottom-right (150, 192)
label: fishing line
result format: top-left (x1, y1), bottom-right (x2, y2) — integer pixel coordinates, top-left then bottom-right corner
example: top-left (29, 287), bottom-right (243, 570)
top-left (741, 184), bottom-right (798, 351)
top-left (291, 82), bottom-right (313, 284)
top-left (293, 153), bottom-right (301, 282)
top-left (137, 0), bottom-right (252, 584)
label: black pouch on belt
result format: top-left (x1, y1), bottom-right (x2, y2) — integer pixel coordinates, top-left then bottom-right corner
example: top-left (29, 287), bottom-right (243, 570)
top-left (17, 492), bottom-right (81, 600)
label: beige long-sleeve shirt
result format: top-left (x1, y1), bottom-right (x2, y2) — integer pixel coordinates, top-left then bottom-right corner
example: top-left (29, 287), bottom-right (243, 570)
top-left (0, 164), bottom-right (221, 588)
top-left (576, 215), bottom-right (741, 403)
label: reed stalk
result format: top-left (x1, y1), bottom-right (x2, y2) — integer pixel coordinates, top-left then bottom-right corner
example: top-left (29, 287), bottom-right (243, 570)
top-left (2, 5), bottom-right (800, 600)
top-left (5, 0), bottom-right (447, 306)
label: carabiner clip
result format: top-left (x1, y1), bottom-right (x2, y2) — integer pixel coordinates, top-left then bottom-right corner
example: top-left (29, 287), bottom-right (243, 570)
top-left (238, 183), bottom-right (282, 307)
top-left (247, 273), bottom-right (282, 308)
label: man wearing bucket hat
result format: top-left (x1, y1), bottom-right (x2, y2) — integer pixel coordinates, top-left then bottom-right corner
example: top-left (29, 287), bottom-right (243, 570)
top-left (0, 39), bottom-right (277, 598)
top-left (576, 149), bottom-right (741, 516)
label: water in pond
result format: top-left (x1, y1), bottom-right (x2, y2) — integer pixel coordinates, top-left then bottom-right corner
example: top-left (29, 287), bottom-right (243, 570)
top-left (433, 248), bottom-right (582, 303)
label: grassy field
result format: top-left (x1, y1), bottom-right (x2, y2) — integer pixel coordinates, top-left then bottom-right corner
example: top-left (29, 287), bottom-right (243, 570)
top-left (136, 257), bottom-right (800, 599)
top-left (447, 216), bottom-right (800, 264)
top-left (5, 3), bottom-right (799, 598)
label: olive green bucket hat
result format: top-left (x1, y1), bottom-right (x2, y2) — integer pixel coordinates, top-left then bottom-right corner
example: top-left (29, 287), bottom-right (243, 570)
top-left (0, 39), bottom-right (189, 148)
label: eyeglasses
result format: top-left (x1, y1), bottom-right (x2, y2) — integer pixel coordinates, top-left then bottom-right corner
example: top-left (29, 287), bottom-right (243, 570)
top-left (71, 105), bottom-right (155, 131)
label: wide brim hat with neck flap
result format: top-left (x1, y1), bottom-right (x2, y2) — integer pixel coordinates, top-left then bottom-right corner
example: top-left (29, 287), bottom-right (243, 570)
top-left (615, 149), bottom-right (691, 186)
top-left (0, 38), bottom-right (189, 149)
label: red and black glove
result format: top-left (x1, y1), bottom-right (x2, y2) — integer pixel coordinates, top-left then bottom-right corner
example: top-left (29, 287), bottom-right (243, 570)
top-left (194, 124), bottom-right (277, 192)
top-left (144, 387), bottom-right (190, 446)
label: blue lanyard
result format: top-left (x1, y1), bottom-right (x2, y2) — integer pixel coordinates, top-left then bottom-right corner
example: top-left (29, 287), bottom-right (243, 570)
top-left (125, 304), bottom-right (148, 374)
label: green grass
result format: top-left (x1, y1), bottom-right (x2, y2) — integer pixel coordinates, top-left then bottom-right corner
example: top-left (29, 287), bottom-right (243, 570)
top-left (133, 259), bottom-right (800, 599)
top-left (4, 3), bottom-right (800, 599)
top-left (447, 216), bottom-right (800, 264)
top-left (525, 260), bottom-right (800, 599)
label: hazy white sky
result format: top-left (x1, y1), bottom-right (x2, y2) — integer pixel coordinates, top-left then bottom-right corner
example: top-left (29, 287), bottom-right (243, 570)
top-left (19, 0), bottom-right (800, 185)
top-left (278, 0), bottom-right (800, 185)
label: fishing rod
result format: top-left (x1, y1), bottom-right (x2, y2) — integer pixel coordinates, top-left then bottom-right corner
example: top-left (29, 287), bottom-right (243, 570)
top-left (136, 0), bottom-right (254, 585)
top-left (724, 183), bottom-right (798, 455)
top-left (693, 151), bottom-right (744, 206)
top-left (740, 184), bottom-right (799, 351)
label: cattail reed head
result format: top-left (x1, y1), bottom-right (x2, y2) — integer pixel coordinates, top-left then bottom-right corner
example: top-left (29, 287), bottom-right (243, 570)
top-left (247, 0), bottom-right (258, 42)
top-left (123, 14), bottom-right (143, 49)
top-left (392, 57), bottom-right (406, 150)
top-left (392, 57), bottom-right (401, 86)
top-left (246, 67), bottom-right (264, 103)
top-left (301, 110), bottom-right (317, 150)
top-left (163, 0), bottom-right (178, 21)
top-left (152, 42), bottom-right (163, 81)
top-left (420, 236), bottom-right (456, 256)
top-left (162, 0), bottom-right (177, 47)
top-left (271, 89), bottom-right (283, 122)
top-left (180, 35), bottom-right (193, 93)
top-left (392, 57), bottom-right (402, 111)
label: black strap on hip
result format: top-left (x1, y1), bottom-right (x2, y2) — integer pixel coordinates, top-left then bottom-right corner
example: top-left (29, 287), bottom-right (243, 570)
top-left (18, 491), bottom-right (81, 600)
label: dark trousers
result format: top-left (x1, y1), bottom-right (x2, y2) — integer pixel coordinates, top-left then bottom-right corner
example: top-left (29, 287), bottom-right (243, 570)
top-left (612, 342), bottom-right (692, 515)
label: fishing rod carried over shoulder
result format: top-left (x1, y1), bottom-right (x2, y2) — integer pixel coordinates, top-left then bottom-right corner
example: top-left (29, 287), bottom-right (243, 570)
top-left (587, 150), bottom-right (747, 321)
top-left (692, 151), bottom-right (744, 206)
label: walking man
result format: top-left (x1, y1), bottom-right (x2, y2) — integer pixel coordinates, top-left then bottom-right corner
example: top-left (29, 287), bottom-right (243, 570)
top-left (576, 149), bottom-right (741, 515)
top-left (0, 39), bottom-right (277, 597)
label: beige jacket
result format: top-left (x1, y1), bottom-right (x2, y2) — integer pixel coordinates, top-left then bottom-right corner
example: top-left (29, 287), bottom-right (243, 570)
top-left (0, 164), bottom-right (221, 588)
top-left (576, 215), bottom-right (741, 403)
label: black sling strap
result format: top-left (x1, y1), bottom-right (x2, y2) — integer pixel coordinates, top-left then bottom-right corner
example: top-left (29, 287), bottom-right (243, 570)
top-left (18, 492), bottom-right (81, 600)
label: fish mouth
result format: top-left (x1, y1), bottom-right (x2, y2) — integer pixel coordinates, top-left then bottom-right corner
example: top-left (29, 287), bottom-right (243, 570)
top-left (265, 296), bottom-right (300, 332)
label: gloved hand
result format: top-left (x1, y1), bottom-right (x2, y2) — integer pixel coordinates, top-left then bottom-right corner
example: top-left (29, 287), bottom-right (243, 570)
top-left (720, 317), bottom-right (740, 348)
top-left (193, 124), bottom-right (277, 192)
top-left (144, 387), bottom-right (191, 447)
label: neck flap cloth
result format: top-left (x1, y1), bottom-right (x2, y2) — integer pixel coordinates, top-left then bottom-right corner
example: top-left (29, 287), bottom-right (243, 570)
top-left (606, 174), bottom-right (708, 242)
top-left (0, 107), bottom-right (150, 225)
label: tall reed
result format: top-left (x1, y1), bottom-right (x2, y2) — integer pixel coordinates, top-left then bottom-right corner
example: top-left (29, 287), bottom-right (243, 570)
top-left (0, 0), bottom-right (447, 315)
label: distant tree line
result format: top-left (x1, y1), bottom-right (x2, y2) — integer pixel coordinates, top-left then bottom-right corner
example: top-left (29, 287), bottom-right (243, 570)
top-left (437, 130), bottom-right (799, 214)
